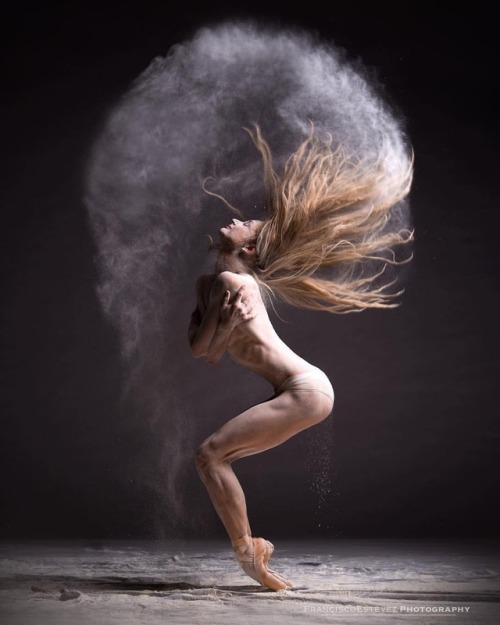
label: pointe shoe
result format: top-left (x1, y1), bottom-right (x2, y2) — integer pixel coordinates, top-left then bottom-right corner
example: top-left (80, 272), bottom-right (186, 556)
top-left (231, 535), bottom-right (293, 591)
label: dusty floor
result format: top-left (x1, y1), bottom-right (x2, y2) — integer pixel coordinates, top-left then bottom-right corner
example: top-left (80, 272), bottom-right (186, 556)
top-left (0, 538), bottom-right (499, 624)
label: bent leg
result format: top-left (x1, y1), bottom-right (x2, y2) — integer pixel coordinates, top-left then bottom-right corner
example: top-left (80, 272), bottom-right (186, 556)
top-left (196, 390), bottom-right (332, 589)
top-left (196, 390), bottom-right (331, 538)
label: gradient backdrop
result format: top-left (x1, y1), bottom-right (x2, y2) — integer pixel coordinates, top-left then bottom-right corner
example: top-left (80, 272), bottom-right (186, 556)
top-left (1, 3), bottom-right (498, 541)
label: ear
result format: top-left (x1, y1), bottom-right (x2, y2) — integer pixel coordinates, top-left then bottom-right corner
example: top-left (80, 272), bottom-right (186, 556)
top-left (241, 243), bottom-right (257, 256)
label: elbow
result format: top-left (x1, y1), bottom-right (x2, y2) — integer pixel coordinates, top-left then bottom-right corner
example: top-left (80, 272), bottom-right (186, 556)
top-left (188, 329), bottom-right (205, 358)
top-left (190, 342), bottom-right (207, 358)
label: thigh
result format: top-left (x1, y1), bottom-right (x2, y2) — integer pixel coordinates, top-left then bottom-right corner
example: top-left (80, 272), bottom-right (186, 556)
top-left (202, 391), bottom-right (329, 463)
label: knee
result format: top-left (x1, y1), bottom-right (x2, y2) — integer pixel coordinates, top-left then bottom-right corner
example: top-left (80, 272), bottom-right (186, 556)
top-left (310, 393), bottom-right (334, 425)
top-left (319, 395), bottom-right (334, 422)
top-left (195, 438), bottom-right (220, 476)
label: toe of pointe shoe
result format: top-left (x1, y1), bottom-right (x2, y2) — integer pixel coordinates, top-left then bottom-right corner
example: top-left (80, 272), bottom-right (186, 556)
top-left (261, 570), bottom-right (289, 591)
top-left (267, 567), bottom-right (293, 588)
top-left (253, 538), bottom-right (291, 591)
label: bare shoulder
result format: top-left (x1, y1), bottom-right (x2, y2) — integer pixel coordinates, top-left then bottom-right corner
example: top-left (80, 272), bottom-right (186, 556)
top-left (215, 270), bottom-right (256, 289)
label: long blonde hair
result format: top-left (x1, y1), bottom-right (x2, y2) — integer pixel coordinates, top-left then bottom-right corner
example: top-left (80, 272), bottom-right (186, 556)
top-left (245, 124), bottom-right (414, 313)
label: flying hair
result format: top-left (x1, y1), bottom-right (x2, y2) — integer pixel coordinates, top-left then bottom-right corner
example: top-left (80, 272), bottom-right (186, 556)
top-left (234, 124), bottom-right (414, 313)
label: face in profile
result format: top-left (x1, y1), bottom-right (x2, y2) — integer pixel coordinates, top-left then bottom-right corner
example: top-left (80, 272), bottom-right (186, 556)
top-left (220, 219), bottom-right (263, 249)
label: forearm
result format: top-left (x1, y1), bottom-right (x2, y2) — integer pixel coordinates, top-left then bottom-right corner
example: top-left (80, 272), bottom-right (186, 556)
top-left (204, 323), bottom-right (233, 365)
top-left (188, 277), bottom-right (224, 358)
top-left (189, 274), bottom-right (256, 363)
top-left (190, 317), bottom-right (218, 358)
top-left (188, 310), bottom-right (201, 349)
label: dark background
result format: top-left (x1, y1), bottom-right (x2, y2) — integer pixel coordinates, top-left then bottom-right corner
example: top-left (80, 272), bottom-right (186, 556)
top-left (1, 2), bottom-right (498, 541)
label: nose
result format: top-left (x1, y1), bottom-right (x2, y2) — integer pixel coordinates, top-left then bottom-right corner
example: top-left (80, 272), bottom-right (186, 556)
top-left (232, 219), bottom-right (242, 225)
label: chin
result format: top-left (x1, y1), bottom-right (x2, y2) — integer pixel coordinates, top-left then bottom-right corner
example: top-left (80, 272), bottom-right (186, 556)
top-left (218, 231), bottom-right (230, 246)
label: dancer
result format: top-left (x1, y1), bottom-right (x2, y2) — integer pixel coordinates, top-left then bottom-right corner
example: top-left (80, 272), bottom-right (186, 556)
top-left (188, 126), bottom-right (413, 591)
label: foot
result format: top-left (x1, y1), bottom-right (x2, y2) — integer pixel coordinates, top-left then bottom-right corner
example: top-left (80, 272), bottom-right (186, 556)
top-left (231, 535), bottom-right (293, 591)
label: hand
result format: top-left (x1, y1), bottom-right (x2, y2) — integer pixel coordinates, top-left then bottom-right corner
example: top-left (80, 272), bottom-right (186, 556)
top-left (220, 284), bottom-right (258, 329)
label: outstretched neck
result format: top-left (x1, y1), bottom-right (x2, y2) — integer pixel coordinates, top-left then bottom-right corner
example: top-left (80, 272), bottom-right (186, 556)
top-left (215, 250), bottom-right (251, 275)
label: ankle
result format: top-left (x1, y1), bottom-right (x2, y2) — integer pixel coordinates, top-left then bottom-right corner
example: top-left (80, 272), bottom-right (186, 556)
top-left (231, 534), bottom-right (253, 554)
